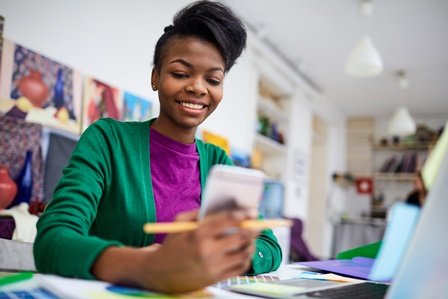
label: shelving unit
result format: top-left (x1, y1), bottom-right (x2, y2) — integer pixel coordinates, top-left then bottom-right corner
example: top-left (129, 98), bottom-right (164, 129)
top-left (254, 133), bottom-right (287, 155)
top-left (372, 142), bottom-right (430, 208)
top-left (252, 76), bottom-right (291, 182)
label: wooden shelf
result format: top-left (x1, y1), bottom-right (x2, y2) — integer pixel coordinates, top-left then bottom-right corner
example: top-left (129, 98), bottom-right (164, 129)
top-left (374, 173), bottom-right (415, 182)
top-left (372, 143), bottom-right (430, 151)
top-left (257, 97), bottom-right (289, 122)
top-left (254, 133), bottom-right (287, 155)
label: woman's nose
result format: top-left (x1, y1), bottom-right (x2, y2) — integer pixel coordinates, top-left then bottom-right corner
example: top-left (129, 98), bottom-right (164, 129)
top-left (186, 78), bottom-right (207, 96)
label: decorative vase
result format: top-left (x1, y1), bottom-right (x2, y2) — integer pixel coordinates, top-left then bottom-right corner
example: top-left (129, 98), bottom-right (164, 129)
top-left (18, 70), bottom-right (49, 108)
top-left (0, 165), bottom-right (17, 209)
top-left (9, 150), bottom-right (33, 208)
top-left (53, 68), bottom-right (65, 109)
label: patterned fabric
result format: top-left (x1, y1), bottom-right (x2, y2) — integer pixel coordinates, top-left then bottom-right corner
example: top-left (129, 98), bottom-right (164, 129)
top-left (0, 115), bottom-right (44, 203)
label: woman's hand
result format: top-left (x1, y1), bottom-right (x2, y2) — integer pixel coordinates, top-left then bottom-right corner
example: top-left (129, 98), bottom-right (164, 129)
top-left (141, 209), bottom-right (260, 293)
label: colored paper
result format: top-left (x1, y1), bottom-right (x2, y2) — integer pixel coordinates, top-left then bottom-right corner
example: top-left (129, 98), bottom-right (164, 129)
top-left (231, 282), bottom-right (305, 297)
top-left (297, 257), bottom-right (375, 280)
top-left (299, 271), bottom-right (363, 283)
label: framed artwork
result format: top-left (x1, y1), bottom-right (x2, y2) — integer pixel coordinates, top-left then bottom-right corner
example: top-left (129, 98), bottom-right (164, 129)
top-left (202, 129), bottom-right (230, 154)
top-left (82, 77), bottom-right (122, 131)
top-left (0, 15), bottom-right (4, 76)
top-left (0, 39), bottom-right (82, 134)
top-left (122, 91), bottom-right (152, 121)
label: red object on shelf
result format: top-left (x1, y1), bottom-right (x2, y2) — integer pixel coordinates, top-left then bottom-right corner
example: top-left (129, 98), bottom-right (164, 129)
top-left (356, 177), bottom-right (373, 195)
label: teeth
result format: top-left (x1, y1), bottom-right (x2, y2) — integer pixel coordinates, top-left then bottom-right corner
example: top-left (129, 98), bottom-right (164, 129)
top-left (181, 102), bottom-right (204, 110)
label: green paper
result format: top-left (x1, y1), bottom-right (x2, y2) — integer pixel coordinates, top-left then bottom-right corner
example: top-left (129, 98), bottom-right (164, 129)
top-left (0, 272), bottom-right (33, 287)
top-left (336, 241), bottom-right (382, 260)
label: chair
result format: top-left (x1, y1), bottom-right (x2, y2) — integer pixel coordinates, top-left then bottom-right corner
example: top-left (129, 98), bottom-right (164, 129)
top-left (288, 217), bottom-right (319, 262)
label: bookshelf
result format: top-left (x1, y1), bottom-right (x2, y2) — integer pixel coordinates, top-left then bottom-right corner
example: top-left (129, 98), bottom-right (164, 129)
top-left (372, 142), bottom-right (430, 207)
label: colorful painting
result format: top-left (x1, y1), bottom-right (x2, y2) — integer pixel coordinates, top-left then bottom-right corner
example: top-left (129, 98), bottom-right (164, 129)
top-left (0, 39), bottom-right (82, 134)
top-left (202, 129), bottom-right (230, 154)
top-left (230, 148), bottom-right (251, 168)
top-left (82, 77), bottom-right (122, 131)
top-left (122, 91), bottom-right (152, 121)
top-left (0, 15), bottom-right (4, 76)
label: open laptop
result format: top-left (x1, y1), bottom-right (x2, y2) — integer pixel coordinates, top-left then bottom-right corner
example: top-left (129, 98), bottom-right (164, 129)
top-left (231, 129), bottom-right (448, 299)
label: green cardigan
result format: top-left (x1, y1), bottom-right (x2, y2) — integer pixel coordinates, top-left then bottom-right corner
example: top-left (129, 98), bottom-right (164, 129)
top-left (34, 118), bottom-right (282, 279)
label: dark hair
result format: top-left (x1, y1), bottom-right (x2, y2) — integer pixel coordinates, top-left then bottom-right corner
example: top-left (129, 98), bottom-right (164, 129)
top-left (153, 0), bottom-right (247, 73)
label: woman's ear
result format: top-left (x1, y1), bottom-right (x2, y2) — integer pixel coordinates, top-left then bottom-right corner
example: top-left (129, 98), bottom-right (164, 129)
top-left (151, 69), bottom-right (158, 91)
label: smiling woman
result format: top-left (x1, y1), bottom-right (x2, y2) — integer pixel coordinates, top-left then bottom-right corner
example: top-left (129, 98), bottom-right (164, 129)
top-left (33, 0), bottom-right (282, 294)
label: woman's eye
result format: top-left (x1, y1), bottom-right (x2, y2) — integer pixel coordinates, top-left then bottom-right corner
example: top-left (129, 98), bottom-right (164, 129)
top-left (207, 79), bottom-right (221, 86)
top-left (171, 72), bottom-right (188, 79)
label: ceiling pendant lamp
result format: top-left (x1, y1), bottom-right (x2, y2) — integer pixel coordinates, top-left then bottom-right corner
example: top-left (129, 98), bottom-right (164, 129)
top-left (345, 36), bottom-right (383, 77)
top-left (345, 0), bottom-right (383, 78)
top-left (388, 106), bottom-right (416, 137)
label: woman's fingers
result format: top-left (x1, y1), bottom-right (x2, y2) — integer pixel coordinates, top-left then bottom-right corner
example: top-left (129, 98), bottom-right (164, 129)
top-left (174, 209), bottom-right (199, 221)
top-left (209, 235), bottom-right (256, 278)
top-left (155, 209), bottom-right (259, 288)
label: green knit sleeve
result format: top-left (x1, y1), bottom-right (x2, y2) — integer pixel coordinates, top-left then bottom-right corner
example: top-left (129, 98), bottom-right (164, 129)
top-left (34, 120), bottom-right (122, 279)
top-left (247, 228), bottom-right (283, 275)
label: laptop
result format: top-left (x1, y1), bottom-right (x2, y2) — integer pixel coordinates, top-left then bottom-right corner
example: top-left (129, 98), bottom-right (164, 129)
top-left (231, 130), bottom-right (448, 299)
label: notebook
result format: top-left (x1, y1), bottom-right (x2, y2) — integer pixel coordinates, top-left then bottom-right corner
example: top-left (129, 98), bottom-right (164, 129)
top-left (231, 133), bottom-right (448, 298)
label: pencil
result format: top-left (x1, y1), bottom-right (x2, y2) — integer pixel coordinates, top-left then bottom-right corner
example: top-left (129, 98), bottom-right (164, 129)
top-left (143, 219), bottom-right (293, 234)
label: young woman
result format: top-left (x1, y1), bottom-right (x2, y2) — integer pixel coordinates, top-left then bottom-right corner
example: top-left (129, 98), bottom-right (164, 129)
top-left (34, 0), bottom-right (282, 293)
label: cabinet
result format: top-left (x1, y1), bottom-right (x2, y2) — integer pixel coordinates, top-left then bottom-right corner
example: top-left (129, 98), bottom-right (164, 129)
top-left (372, 143), bottom-right (430, 208)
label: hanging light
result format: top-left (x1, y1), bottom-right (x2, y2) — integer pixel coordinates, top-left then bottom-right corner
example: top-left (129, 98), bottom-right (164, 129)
top-left (388, 71), bottom-right (416, 136)
top-left (345, 36), bottom-right (383, 77)
top-left (388, 106), bottom-right (416, 137)
top-left (345, 0), bottom-right (383, 77)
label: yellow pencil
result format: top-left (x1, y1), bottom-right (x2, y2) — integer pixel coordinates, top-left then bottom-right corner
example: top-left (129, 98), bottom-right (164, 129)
top-left (143, 219), bottom-right (293, 234)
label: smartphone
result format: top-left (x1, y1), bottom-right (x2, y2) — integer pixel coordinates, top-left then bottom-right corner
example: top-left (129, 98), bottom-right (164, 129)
top-left (199, 165), bottom-right (265, 219)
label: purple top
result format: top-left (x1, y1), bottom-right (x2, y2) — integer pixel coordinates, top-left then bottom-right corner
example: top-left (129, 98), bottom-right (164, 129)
top-left (150, 128), bottom-right (201, 243)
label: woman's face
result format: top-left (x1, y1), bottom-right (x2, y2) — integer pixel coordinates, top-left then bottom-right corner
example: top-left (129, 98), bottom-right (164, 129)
top-left (152, 36), bottom-right (225, 138)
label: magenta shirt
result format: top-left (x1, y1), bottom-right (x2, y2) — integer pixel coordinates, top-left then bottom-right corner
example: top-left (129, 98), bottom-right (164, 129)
top-left (150, 128), bottom-right (201, 243)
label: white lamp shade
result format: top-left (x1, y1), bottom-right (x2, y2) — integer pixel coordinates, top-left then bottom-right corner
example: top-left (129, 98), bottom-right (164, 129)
top-left (388, 106), bottom-right (417, 137)
top-left (345, 36), bottom-right (383, 78)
